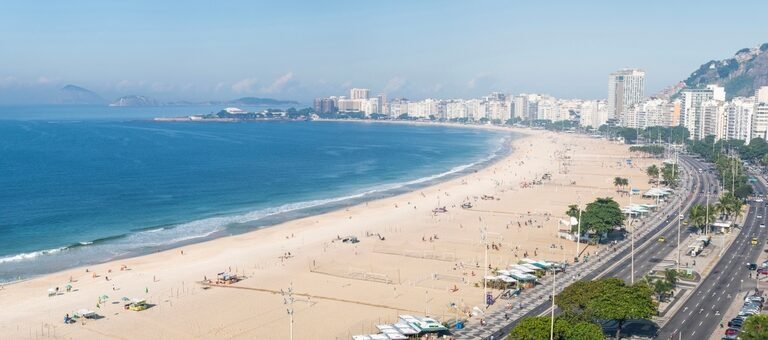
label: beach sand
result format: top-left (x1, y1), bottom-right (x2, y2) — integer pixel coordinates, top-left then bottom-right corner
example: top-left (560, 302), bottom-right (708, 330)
top-left (0, 128), bottom-right (662, 340)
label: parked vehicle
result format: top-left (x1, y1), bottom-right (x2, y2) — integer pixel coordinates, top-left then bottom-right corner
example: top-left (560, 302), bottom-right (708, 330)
top-left (747, 263), bottom-right (758, 270)
top-left (725, 327), bottom-right (740, 339)
top-left (728, 317), bottom-right (744, 329)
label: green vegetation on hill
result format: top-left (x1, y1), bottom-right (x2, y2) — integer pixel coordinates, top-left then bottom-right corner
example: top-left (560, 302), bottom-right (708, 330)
top-left (680, 43), bottom-right (768, 99)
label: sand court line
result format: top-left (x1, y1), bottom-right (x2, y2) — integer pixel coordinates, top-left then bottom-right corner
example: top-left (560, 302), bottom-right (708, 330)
top-left (199, 282), bottom-right (423, 313)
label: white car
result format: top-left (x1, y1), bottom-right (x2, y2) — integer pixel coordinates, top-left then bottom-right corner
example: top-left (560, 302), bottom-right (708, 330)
top-left (761, 224), bottom-right (766, 228)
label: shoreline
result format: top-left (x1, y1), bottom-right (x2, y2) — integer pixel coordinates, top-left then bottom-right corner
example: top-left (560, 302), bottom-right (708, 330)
top-left (0, 121), bottom-right (516, 284)
top-left (0, 127), bottom-right (659, 339)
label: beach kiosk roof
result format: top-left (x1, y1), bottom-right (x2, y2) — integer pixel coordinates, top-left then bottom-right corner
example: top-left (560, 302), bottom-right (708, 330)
top-left (509, 265), bottom-right (535, 273)
top-left (521, 263), bottom-right (541, 271)
top-left (393, 323), bottom-right (419, 335)
top-left (376, 325), bottom-right (408, 340)
top-left (498, 276), bottom-right (517, 283)
top-left (399, 315), bottom-right (448, 333)
top-left (508, 270), bottom-right (537, 281)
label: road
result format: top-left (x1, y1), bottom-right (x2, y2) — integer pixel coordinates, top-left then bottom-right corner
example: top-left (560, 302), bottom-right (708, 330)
top-left (656, 175), bottom-right (768, 339)
top-left (480, 154), bottom-right (712, 338)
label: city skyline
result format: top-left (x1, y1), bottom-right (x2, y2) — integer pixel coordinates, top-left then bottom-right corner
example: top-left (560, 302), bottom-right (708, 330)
top-left (2, 1), bottom-right (768, 104)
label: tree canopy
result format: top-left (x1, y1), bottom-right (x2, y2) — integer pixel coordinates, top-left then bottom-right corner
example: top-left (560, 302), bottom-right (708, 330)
top-left (508, 316), bottom-right (603, 340)
top-left (555, 277), bottom-right (656, 339)
top-left (741, 314), bottom-right (768, 340)
top-left (574, 198), bottom-right (625, 242)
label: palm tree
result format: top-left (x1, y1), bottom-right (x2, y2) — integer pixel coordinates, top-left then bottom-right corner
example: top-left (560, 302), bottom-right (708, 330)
top-left (688, 204), bottom-right (707, 234)
top-left (646, 165), bottom-right (660, 185)
top-left (664, 268), bottom-right (678, 287)
top-left (614, 177), bottom-right (623, 192)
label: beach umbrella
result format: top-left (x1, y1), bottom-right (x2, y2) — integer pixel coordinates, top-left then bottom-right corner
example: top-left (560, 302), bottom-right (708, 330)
top-left (99, 294), bottom-right (109, 301)
top-left (65, 284), bottom-right (72, 290)
top-left (121, 297), bottom-right (130, 301)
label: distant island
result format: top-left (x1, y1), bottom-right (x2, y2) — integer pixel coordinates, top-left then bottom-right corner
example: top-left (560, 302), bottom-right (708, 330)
top-left (110, 95), bottom-right (159, 107)
top-left (111, 96), bottom-right (300, 107)
top-left (57, 84), bottom-right (106, 105)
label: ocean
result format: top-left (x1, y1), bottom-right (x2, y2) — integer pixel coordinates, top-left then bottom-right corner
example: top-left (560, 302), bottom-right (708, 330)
top-left (0, 106), bottom-right (513, 283)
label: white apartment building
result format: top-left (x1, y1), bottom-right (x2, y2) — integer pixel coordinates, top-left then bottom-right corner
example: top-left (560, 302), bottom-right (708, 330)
top-left (724, 97), bottom-right (753, 141)
top-left (513, 95), bottom-right (528, 120)
top-left (753, 86), bottom-right (768, 141)
top-left (680, 85), bottom-right (724, 140)
top-left (700, 99), bottom-right (726, 140)
top-left (578, 100), bottom-right (608, 128)
top-left (350, 88), bottom-right (370, 100)
top-left (608, 69), bottom-right (646, 125)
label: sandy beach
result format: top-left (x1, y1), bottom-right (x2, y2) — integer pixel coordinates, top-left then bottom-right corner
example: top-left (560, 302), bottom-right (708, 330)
top-left (0, 128), bottom-right (663, 340)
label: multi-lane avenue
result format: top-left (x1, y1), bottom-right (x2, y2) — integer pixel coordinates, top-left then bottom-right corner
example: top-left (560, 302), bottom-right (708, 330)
top-left (483, 154), bottom-right (714, 338)
top-left (657, 175), bottom-right (768, 339)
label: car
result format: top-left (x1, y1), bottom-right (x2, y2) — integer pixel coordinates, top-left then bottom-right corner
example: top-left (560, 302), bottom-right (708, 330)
top-left (758, 268), bottom-right (768, 275)
top-left (747, 263), bottom-right (758, 270)
top-left (761, 224), bottom-right (766, 228)
top-left (728, 318), bottom-right (744, 328)
top-left (658, 236), bottom-right (666, 243)
top-left (725, 327), bottom-right (740, 338)
top-left (758, 215), bottom-right (764, 219)
top-left (752, 237), bottom-right (759, 245)
top-left (738, 310), bottom-right (757, 317)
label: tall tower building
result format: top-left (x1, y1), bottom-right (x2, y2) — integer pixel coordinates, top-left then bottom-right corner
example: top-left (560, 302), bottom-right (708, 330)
top-left (608, 69), bottom-right (646, 126)
top-left (350, 88), bottom-right (370, 100)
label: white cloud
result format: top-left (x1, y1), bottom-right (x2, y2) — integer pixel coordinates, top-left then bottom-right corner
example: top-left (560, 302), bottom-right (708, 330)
top-left (231, 77), bottom-right (259, 94)
top-left (261, 72), bottom-right (294, 94)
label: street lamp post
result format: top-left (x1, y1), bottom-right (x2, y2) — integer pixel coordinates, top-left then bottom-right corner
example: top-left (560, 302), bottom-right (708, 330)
top-left (629, 179), bottom-right (635, 284)
top-left (576, 196), bottom-right (582, 261)
top-left (550, 266), bottom-right (556, 340)
top-left (481, 227), bottom-right (488, 308)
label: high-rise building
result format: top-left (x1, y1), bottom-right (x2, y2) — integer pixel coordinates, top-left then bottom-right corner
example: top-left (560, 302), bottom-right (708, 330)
top-left (313, 97), bottom-right (338, 114)
top-left (512, 95), bottom-right (528, 119)
top-left (752, 86), bottom-right (768, 141)
top-left (608, 69), bottom-right (646, 125)
top-left (350, 88), bottom-right (370, 100)
top-left (724, 97), bottom-right (754, 141)
top-left (680, 86), bottom-right (725, 140)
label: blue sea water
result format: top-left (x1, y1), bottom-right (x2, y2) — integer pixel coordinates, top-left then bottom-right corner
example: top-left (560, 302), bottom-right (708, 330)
top-left (0, 106), bottom-right (512, 282)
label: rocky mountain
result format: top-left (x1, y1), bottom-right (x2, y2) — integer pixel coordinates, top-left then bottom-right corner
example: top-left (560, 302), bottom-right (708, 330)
top-left (57, 84), bottom-right (105, 105)
top-left (109, 95), bottom-right (159, 107)
top-left (682, 43), bottom-right (768, 99)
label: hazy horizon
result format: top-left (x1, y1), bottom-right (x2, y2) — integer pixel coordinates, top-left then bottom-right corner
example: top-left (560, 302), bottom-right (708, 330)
top-left (2, 0), bottom-right (768, 104)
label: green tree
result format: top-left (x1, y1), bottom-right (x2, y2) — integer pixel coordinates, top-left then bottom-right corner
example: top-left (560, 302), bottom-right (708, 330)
top-left (576, 198), bottom-right (625, 242)
top-left (661, 163), bottom-right (679, 188)
top-left (566, 204), bottom-right (581, 220)
top-left (646, 165), bottom-right (660, 184)
top-left (613, 177), bottom-right (623, 192)
top-left (741, 314), bottom-right (768, 340)
top-left (556, 278), bottom-right (656, 339)
top-left (588, 280), bottom-right (656, 339)
top-left (508, 316), bottom-right (603, 340)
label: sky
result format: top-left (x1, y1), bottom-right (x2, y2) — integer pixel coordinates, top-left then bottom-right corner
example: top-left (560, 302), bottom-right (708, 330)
top-left (1, 0), bottom-right (768, 104)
